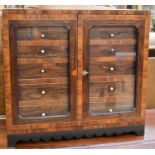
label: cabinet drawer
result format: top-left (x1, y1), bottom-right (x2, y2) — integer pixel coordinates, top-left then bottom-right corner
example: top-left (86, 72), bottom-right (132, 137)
top-left (17, 46), bottom-right (68, 58)
top-left (17, 58), bottom-right (68, 79)
top-left (90, 27), bottom-right (137, 40)
top-left (90, 60), bottom-right (136, 76)
top-left (90, 45), bottom-right (136, 57)
top-left (16, 27), bottom-right (68, 40)
top-left (89, 76), bottom-right (136, 115)
top-left (18, 83), bottom-right (69, 118)
top-left (18, 84), bottom-right (69, 100)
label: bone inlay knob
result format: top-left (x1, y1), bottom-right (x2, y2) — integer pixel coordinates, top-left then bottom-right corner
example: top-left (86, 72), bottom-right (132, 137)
top-left (41, 112), bottom-right (46, 117)
top-left (41, 90), bottom-right (46, 95)
top-left (109, 66), bottom-right (115, 71)
top-left (41, 33), bottom-right (46, 38)
top-left (109, 109), bottom-right (113, 113)
top-left (40, 49), bottom-right (45, 54)
top-left (111, 48), bottom-right (115, 52)
top-left (110, 33), bottom-right (115, 37)
top-left (40, 69), bottom-right (45, 73)
top-left (109, 87), bottom-right (114, 91)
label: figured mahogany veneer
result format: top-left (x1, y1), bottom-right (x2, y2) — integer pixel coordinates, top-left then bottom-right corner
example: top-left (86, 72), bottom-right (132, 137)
top-left (2, 9), bottom-right (150, 147)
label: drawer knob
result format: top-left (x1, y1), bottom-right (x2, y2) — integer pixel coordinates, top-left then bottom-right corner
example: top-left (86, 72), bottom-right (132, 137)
top-left (110, 48), bottom-right (115, 52)
top-left (40, 69), bottom-right (45, 73)
top-left (41, 49), bottom-right (45, 54)
top-left (41, 112), bottom-right (46, 117)
top-left (109, 109), bottom-right (113, 113)
top-left (41, 33), bottom-right (46, 38)
top-left (109, 66), bottom-right (115, 71)
top-left (82, 70), bottom-right (89, 76)
top-left (41, 90), bottom-right (46, 95)
top-left (109, 87), bottom-right (115, 91)
top-left (110, 33), bottom-right (115, 38)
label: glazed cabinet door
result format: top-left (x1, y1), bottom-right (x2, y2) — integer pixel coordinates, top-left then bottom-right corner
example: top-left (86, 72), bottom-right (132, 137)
top-left (79, 15), bottom-right (145, 120)
top-left (8, 19), bottom-right (77, 124)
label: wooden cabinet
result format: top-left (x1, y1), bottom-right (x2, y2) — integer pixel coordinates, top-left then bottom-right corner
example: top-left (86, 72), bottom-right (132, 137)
top-left (3, 9), bottom-right (150, 147)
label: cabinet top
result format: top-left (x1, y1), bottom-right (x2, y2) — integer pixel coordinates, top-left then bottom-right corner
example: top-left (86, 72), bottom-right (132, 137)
top-left (2, 8), bottom-right (150, 15)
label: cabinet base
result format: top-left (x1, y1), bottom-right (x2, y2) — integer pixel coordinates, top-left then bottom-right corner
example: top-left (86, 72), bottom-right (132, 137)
top-left (7, 125), bottom-right (144, 148)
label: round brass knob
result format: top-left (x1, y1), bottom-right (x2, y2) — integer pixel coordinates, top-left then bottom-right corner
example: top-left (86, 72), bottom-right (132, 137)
top-left (41, 33), bottom-right (46, 38)
top-left (110, 33), bottom-right (115, 38)
top-left (41, 90), bottom-right (46, 95)
top-left (109, 109), bottom-right (113, 113)
top-left (40, 69), bottom-right (45, 73)
top-left (41, 112), bottom-right (46, 117)
top-left (109, 87), bottom-right (115, 91)
top-left (41, 49), bottom-right (45, 54)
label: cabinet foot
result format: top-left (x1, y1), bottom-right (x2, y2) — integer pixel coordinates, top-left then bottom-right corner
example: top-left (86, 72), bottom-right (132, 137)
top-left (8, 136), bottom-right (17, 148)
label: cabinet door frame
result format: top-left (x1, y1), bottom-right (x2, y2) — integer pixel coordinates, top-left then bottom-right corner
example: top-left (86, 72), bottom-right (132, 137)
top-left (3, 13), bottom-right (78, 133)
top-left (78, 14), bottom-right (150, 124)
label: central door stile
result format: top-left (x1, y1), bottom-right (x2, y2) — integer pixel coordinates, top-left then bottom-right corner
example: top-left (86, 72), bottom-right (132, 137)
top-left (77, 15), bottom-right (84, 126)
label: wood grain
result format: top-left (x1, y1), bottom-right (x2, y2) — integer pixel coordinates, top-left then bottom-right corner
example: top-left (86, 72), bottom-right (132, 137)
top-left (17, 59), bottom-right (68, 79)
top-left (90, 26), bottom-right (137, 39)
top-left (0, 11), bottom-right (5, 115)
top-left (147, 58), bottom-right (155, 108)
top-left (90, 45), bottom-right (136, 57)
top-left (17, 46), bottom-right (68, 58)
top-left (89, 61), bottom-right (136, 76)
top-left (16, 27), bottom-right (68, 40)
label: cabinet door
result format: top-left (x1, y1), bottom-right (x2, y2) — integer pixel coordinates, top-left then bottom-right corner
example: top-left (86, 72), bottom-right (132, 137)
top-left (8, 20), bottom-right (77, 123)
top-left (79, 15), bottom-right (146, 120)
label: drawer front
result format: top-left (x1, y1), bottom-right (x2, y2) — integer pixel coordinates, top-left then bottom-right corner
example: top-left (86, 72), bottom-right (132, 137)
top-left (9, 20), bottom-right (77, 122)
top-left (81, 20), bottom-right (140, 117)
top-left (16, 27), bottom-right (68, 41)
top-left (90, 45), bottom-right (136, 57)
top-left (89, 76), bottom-right (135, 114)
top-left (90, 27), bottom-right (137, 39)
top-left (17, 46), bottom-right (68, 58)
top-left (17, 59), bottom-right (68, 79)
top-left (90, 60), bottom-right (136, 76)
top-left (18, 84), bottom-right (69, 118)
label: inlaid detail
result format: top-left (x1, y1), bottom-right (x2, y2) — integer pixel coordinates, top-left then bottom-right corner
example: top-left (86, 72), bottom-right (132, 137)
top-left (40, 69), bottom-right (45, 73)
top-left (40, 49), bottom-right (45, 54)
top-left (109, 86), bottom-right (115, 91)
top-left (40, 33), bottom-right (46, 38)
top-left (109, 109), bottom-right (113, 113)
top-left (109, 66), bottom-right (115, 71)
top-left (82, 70), bottom-right (89, 76)
top-left (41, 112), bottom-right (46, 117)
top-left (41, 90), bottom-right (46, 95)
top-left (110, 48), bottom-right (115, 52)
top-left (110, 33), bottom-right (115, 38)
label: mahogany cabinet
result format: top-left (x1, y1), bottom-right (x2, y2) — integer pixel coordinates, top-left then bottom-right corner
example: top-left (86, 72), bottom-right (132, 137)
top-left (2, 9), bottom-right (150, 147)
